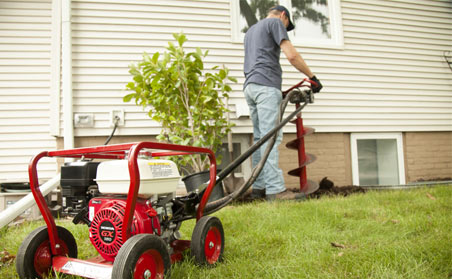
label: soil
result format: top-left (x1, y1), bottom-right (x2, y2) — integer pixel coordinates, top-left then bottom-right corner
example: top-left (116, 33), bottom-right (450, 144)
top-left (235, 177), bottom-right (366, 203)
top-left (307, 185), bottom-right (367, 199)
top-left (307, 177), bottom-right (367, 199)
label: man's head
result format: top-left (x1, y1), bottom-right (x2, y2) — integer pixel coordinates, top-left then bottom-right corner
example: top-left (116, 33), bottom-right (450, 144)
top-left (268, 5), bottom-right (295, 32)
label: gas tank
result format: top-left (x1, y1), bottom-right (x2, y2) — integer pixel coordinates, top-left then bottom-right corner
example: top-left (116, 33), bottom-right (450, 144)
top-left (95, 159), bottom-right (181, 196)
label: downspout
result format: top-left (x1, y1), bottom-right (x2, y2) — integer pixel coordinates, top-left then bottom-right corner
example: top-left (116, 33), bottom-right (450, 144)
top-left (0, 176), bottom-right (60, 228)
top-left (62, 0), bottom-right (74, 149)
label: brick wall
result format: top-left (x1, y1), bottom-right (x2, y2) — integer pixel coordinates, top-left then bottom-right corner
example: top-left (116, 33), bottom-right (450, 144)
top-left (279, 132), bottom-right (352, 189)
top-left (404, 132), bottom-right (452, 182)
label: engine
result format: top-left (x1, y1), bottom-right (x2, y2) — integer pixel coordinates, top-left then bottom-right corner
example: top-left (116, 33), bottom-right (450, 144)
top-left (60, 161), bottom-right (100, 216)
top-left (88, 197), bottom-right (161, 261)
top-left (60, 158), bottom-right (185, 261)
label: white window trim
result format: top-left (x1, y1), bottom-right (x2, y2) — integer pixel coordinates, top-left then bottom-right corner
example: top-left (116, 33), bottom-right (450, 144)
top-left (350, 133), bottom-right (406, 186)
top-left (230, 0), bottom-right (241, 43)
top-left (219, 135), bottom-right (251, 179)
top-left (230, 0), bottom-right (344, 49)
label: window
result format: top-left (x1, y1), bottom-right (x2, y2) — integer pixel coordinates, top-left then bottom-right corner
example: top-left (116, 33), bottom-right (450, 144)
top-left (230, 0), bottom-right (343, 48)
top-left (351, 133), bottom-right (406, 186)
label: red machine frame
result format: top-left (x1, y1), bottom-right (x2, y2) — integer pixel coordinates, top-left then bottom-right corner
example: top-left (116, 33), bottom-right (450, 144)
top-left (28, 141), bottom-right (217, 274)
top-left (25, 79), bottom-right (317, 277)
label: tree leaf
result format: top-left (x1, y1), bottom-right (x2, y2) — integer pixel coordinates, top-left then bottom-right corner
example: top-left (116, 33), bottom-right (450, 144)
top-left (123, 93), bottom-right (135, 103)
top-left (228, 76), bottom-right (238, 82)
top-left (151, 52), bottom-right (160, 64)
top-left (129, 68), bottom-right (140, 76)
top-left (219, 69), bottom-right (226, 79)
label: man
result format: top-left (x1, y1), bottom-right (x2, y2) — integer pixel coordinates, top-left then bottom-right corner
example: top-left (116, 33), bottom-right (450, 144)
top-left (244, 5), bottom-right (322, 201)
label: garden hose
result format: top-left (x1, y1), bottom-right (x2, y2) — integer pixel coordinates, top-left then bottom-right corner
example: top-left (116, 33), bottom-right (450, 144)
top-left (203, 89), bottom-right (310, 215)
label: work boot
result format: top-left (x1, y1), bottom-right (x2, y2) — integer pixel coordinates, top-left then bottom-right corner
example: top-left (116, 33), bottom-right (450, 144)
top-left (250, 188), bottom-right (266, 200)
top-left (266, 190), bottom-right (306, 201)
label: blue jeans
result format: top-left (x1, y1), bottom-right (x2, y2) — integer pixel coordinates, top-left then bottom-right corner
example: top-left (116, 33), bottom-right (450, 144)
top-left (244, 83), bottom-right (285, 195)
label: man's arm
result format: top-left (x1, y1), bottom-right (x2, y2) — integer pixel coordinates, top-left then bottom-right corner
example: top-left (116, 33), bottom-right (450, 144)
top-left (280, 39), bottom-right (322, 93)
top-left (280, 39), bottom-right (314, 78)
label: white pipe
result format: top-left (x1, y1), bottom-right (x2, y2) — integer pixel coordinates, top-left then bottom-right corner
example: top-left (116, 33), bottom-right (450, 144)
top-left (62, 0), bottom-right (74, 150)
top-left (0, 175), bottom-right (60, 228)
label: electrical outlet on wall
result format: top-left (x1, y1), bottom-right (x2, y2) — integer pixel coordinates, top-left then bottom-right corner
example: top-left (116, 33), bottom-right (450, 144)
top-left (74, 113), bottom-right (94, 128)
top-left (110, 109), bottom-right (125, 127)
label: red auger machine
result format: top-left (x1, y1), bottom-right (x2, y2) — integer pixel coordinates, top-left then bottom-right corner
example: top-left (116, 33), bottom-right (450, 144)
top-left (15, 79), bottom-right (318, 279)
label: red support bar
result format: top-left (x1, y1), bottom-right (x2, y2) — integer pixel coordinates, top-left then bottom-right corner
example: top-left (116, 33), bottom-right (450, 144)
top-left (196, 154), bottom-right (217, 221)
top-left (47, 143), bottom-right (136, 158)
top-left (282, 80), bottom-right (305, 95)
top-left (28, 141), bottom-right (218, 248)
top-left (28, 151), bottom-right (61, 255)
top-left (170, 240), bottom-right (191, 264)
top-left (151, 151), bottom-right (193, 157)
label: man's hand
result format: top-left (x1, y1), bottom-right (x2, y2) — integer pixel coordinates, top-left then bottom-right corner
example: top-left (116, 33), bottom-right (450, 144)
top-left (310, 76), bottom-right (322, 93)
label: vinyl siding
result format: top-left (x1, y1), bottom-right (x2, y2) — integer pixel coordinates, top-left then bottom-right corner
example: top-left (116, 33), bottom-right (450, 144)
top-left (1, 0), bottom-right (451, 181)
top-left (325, 0), bottom-right (452, 132)
top-left (68, 0), bottom-right (452, 137)
top-left (70, 0), bottom-right (236, 136)
top-left (0, 0), bottom-right (57, 181)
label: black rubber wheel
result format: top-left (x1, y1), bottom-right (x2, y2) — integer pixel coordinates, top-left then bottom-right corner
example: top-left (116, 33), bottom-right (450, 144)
top-left (191, 215), bottom-right (224, 266)
top-left (112, 234), bottom-right (171, 279)
top-left (16, 225), bottom-right (77, 279)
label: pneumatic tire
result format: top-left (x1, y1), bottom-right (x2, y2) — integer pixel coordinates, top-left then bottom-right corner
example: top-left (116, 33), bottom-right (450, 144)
top-left (112, 234), bottom-right (171, 279)
top-left (16, 225), bottom-right (77, 278)
top-left (191, 215), bottom-right (224, 266)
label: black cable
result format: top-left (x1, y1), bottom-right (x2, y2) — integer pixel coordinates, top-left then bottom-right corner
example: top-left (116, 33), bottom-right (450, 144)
top-left (203, 89), bottom-right (311, 215)
top-left (104, 116), bottom-right (120, 145)
top-left (444, 51), bottom-right (452, 72)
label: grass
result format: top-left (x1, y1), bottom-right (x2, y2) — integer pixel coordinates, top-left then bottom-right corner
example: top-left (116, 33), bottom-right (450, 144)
top-left (1, 186), bottom-right (451, 278)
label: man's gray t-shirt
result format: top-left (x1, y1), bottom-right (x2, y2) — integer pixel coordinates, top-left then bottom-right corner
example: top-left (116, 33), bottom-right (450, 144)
top-left (244, 18), bottom-right (289, 90)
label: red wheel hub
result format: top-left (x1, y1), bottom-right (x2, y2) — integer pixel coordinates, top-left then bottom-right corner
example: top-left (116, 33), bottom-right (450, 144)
top-left (204, 226), bottom-right (222, 264)
top-left (34, 241), bottom-right (52, 276)
top-left (134, 249), bottom-right (165, 279)
top-left (34, 240), bottom-right (69, 277)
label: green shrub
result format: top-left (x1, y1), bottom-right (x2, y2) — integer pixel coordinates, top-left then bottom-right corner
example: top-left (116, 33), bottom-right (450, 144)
top-left (125, 33), bottom-right (236, 172)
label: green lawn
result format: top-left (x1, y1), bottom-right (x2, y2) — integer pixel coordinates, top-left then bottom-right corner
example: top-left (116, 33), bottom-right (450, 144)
top-left (1, 186), bottom-right (451, 278)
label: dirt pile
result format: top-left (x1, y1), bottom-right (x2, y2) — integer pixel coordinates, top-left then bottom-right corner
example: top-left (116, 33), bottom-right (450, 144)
top-left (236, 177), bottom-right (366, 203)
top-left (307, 177), bottom-right (366, 199)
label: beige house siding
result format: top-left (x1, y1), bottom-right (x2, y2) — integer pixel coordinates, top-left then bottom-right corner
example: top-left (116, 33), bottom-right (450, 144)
top-left (0, 0), bottom-right (451, 182)
top-left (0, 0), bottom-right (57, 181)
top-left (68, 0), bottom-right (236, 136)
top-left (67, 0), bottom-right (452, 137)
